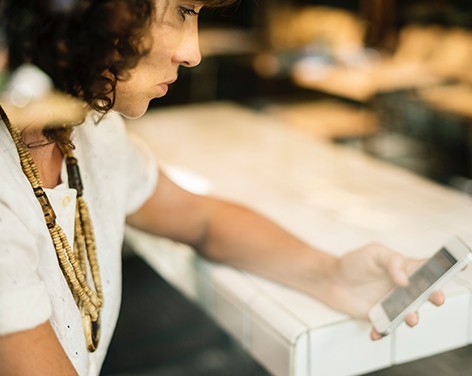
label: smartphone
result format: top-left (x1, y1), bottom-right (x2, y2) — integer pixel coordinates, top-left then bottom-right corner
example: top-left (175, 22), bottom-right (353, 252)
top-left (368, 237), bottom-right (472, 336)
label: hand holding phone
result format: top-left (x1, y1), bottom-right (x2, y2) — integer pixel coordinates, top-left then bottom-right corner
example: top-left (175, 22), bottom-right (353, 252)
top-left (368, 237), bottom-right (472, 336)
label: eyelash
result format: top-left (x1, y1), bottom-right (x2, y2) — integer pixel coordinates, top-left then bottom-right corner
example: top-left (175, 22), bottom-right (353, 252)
top-left (179, 7), bottom-right (199, 20)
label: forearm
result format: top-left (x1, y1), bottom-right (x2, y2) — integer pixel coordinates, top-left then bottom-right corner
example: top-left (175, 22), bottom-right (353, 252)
top-left (195, 198), bottom-right (339, 299)
top-left (127, 170), bottom-right (340, 303)
top-left (127, 172), bottom-right (432, 322)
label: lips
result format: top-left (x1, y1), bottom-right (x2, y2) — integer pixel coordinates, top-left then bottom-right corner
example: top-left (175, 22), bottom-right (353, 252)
top-left (158, 83), bottom-right (169, 96)
top-left (155, 77), bottom-right (177, 97)
top-left (164, 78), bottom-right (177, 85)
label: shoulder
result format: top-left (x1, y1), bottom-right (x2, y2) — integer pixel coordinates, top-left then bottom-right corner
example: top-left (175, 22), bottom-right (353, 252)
top-left (71, 111), bottom-right (133, 165)
top-left (73, 110), bottom-right (127, 142)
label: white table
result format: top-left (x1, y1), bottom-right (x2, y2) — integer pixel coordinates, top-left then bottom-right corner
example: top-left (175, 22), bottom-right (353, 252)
top-left (124, 101), bottom-right (472, 376)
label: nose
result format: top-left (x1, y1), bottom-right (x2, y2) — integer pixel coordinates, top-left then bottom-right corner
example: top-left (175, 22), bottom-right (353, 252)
top-left (174, 27), bottom-right (202, 68)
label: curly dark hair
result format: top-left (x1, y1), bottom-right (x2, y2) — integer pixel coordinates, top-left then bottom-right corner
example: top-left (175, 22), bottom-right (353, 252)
top-left (3, 0), bottom-right (237, 114)
top-left (2, 0), bottom-right (237, 145)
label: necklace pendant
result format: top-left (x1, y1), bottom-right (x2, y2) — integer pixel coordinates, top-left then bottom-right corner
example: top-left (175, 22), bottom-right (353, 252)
top-left (82, 311), bottom-right (101, 352)
top-left (66, 157), bottom-right (84, 197)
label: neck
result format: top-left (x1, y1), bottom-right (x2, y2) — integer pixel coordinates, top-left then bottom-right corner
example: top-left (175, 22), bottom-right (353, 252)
top-left (22, 129), bottom-right (64, 188)
top-left (22, 128), bottom-right (51, 148)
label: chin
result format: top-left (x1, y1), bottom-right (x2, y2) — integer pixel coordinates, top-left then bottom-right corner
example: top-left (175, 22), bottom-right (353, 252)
top-left (115, 103), bottom-right (150, 119)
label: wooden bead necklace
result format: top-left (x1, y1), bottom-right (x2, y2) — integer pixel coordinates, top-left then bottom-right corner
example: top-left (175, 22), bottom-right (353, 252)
top-left (0, 105), bottom-right (103, 352)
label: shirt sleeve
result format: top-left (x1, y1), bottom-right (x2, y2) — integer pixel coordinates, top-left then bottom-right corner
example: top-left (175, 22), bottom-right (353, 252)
top-left (77, 111), bottom-right (159, 217)
top-left (0, 202), bottom-right (52, 335)
top-left (123, 130), bottom-right (159, 216)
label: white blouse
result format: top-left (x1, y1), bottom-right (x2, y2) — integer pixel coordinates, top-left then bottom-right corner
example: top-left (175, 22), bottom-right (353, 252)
top-left (0, 111), bottom-right (158, 375)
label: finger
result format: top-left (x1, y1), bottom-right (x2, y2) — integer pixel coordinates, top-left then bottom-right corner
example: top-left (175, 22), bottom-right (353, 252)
top-left (428, 290), bottom-right (445, 306)
top-left (385, 253), bottom-right (409, 286)
top-left (370, 329), bottom-right (384, 341)
top-left (405, 312), bottom-right (419, 327)
top-left (372, 245), bottom-right (408, 285)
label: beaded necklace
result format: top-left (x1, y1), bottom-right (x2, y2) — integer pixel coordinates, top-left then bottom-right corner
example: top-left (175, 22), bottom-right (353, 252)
top-left (0, 105), bottom-right (103, 352)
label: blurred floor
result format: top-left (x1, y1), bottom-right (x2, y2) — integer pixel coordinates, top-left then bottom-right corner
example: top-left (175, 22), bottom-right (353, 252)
top-left (101, 252), bottom-right (472, 376)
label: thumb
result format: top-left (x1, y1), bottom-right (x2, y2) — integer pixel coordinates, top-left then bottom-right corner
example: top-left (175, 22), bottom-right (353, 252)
top-left (385, 253), bottom-right (410, 287)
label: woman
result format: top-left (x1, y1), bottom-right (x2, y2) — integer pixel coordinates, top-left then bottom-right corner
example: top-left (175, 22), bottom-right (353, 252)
top-left (0, 1), bottom-right (443, 375)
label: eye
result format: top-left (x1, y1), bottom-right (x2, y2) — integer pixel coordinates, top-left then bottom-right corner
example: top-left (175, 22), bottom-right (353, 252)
top-left (179, 7), bottom-right (199, 20)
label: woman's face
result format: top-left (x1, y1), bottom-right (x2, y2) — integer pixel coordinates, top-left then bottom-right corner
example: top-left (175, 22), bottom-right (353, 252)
top-left (113, 0), bottom-right (203, 118)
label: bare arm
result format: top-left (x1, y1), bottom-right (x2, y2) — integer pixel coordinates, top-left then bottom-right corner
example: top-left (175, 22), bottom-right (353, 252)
top-left (0, 321), bottom-right (77, 375)
top-left (127, 171), bottom-right (337, 296)
top-left (127, 170), bottom-right (444, 327)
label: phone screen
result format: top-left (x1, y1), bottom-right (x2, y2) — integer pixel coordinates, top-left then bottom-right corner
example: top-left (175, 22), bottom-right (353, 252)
top-left (382, 247), bottom-right (457, 321)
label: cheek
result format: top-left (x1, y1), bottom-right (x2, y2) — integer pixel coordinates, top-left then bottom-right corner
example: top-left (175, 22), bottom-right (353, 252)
top-left (113, 80), bottom-right (150, 119)
top-left (148, 24), bottom-right (180, 62)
